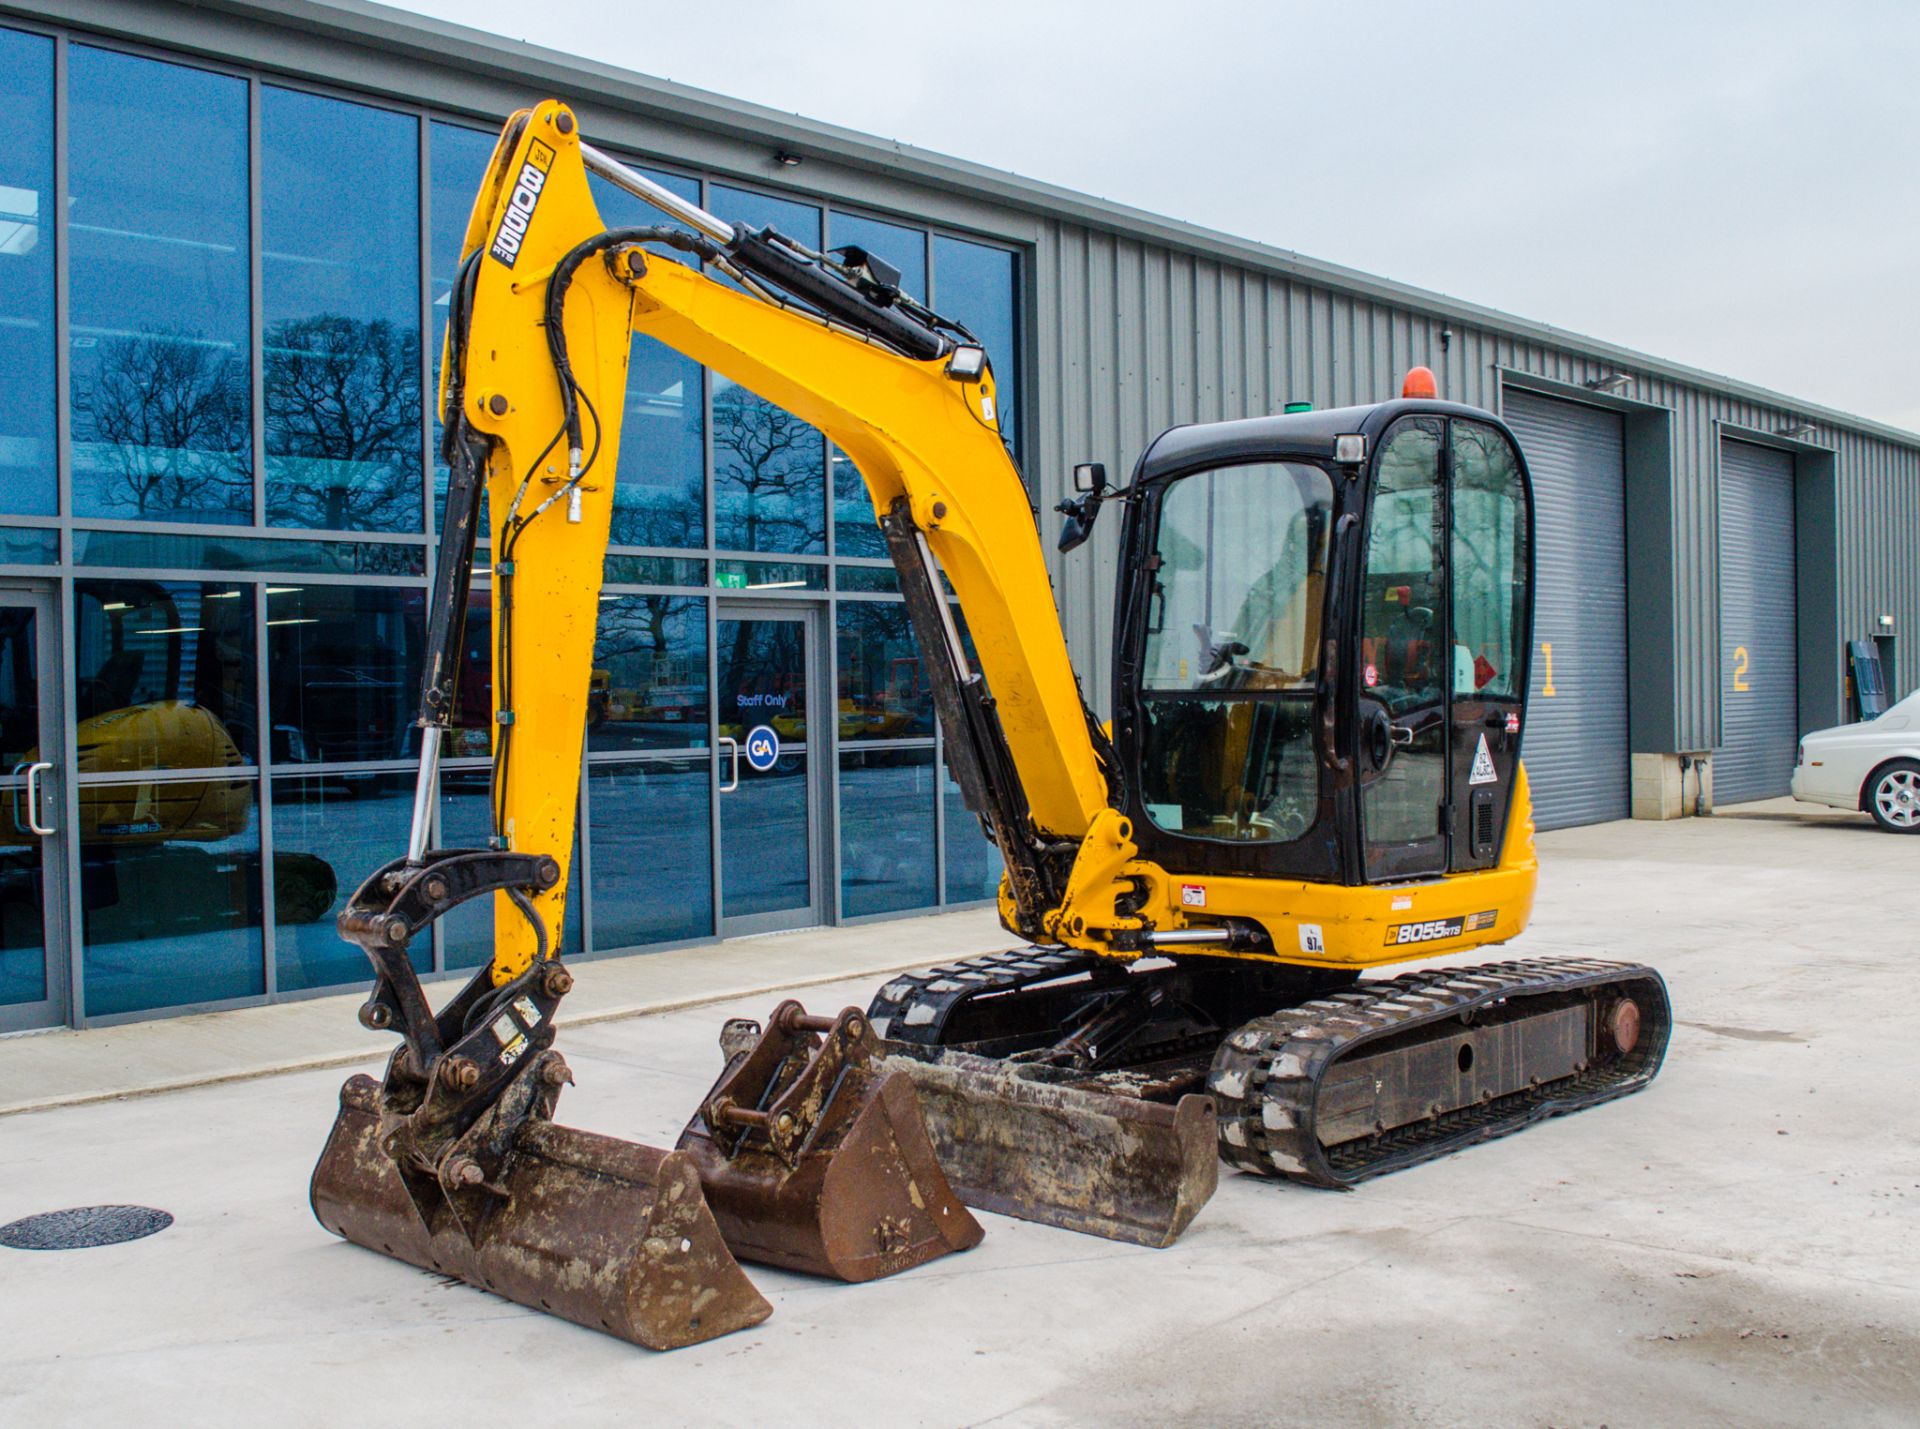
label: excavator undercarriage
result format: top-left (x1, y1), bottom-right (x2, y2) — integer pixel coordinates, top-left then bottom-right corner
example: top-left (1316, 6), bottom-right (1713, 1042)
top-left (872, 949), bottom-right (1669, 1208)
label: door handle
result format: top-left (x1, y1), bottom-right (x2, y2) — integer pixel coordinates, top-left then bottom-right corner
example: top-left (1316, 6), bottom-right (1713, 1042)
top-left (21, 761), bottom-right (53, 836)
top-left (1388, 724), bottom-right (1416, 747)
top-left (717, 737), bottom-right (740, 793)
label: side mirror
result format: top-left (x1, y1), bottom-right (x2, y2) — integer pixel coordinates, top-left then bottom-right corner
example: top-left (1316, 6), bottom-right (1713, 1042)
top-left (1057, 508), bottom-right (1094, 553)
top-left (1056, 462), bottom-right (1109, 553)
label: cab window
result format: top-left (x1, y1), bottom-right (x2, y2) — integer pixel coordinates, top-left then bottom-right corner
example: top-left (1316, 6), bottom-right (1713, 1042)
top-left (1138, 461), bottom-right (1333, 842)
top-left (1449, 421), bottom-right (1528, 703)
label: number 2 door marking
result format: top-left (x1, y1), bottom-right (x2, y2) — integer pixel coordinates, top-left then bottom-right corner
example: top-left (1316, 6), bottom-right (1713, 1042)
top-left (1540, 641), bottom-right (1556, 697)
top-left (1733, 646), bottom-right (1750, 692)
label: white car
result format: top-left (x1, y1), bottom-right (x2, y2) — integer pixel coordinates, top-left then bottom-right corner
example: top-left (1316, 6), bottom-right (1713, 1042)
top-left (1791, 688), bottom-right (1920, 833)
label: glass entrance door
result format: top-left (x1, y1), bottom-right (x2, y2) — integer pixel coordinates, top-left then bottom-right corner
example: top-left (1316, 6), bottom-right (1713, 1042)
top-left (716, 606), bottom-right (822, 934)
top-left (0, 586), bottom-right (68, 1031)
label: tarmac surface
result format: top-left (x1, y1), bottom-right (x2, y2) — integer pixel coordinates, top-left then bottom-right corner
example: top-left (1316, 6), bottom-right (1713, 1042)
top-left (2, 798), bottom-right (1916, 1427)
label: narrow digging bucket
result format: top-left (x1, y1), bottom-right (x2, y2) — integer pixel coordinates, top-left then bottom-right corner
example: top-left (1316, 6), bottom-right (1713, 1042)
top-left (676, 1003), bottom-right (984, 1282)
top-left (883, 1050), bottom-right (1219, 1249)
top-left (312, 1075), bottom-right (772, 1350)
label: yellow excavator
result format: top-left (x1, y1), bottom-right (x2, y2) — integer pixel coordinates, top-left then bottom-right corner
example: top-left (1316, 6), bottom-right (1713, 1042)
top-left (312, 100), bottom-right (1670, 1349)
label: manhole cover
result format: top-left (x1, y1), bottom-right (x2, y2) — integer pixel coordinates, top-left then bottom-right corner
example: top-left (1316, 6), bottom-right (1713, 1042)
top-left (0, 1205), bottom-right (173, 1250)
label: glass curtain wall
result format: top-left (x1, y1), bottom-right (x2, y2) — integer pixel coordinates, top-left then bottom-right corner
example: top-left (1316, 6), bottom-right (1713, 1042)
top-left (0, 28), bottom-right (55, 516)
top-left (68, 47), bottom-right (252, 525)
top-left (3, 24), bottom-right (1024, 1018)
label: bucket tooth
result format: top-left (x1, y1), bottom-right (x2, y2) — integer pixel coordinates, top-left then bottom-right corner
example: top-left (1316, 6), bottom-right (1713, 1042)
top-left (312, 1072), bottom-right (771, 1351)
top-left (883, 1049), bottom-right (1219, 1249)
top-left (676, 1001), bottom-right (984, 1281)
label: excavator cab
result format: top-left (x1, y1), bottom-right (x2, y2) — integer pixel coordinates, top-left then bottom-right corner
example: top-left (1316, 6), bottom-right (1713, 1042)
top-left (1113, 400), bottom-right (1531, 888)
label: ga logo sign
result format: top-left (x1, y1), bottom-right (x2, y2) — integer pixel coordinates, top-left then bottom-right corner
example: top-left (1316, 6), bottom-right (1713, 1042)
top-left (744, 724), bottom-right (781, 772)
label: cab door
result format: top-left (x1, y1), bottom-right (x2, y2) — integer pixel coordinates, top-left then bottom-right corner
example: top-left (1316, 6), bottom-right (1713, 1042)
top-left (1446, 420), bottom-right (1530, 870)
top-left (1357, 418), bottom-right (1450, 879)
top-left (1355, 416), bottom-right (1531, 882)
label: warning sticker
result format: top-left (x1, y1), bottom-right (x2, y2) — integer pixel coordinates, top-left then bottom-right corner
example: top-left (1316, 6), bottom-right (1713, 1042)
top-left (1180, 883), bottom-right (1207, 909)
top-left (1469, 733), bottom-right (1499, 786)
top-left (1504, 712), bottom-right (1521, 735)
top-left (1297, 923), bottom-right (1326, 955)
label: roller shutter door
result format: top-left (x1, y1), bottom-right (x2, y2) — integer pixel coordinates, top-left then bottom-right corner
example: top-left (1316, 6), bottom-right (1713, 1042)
top-left (1716, 440), bottom-right (1798, 804)
top-left (1501, 390), bottom-right (1630, 829)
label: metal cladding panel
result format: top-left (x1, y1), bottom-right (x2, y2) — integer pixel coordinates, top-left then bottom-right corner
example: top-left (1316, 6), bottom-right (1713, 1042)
top-left (1500, 391), bottom-right (1631, 829)
top-left (1716, 439), bottom-right (1798, 803)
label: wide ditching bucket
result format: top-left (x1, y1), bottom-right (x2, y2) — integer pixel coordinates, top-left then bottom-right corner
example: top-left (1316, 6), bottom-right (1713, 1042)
top-left (312, 1053), bottom-right (772, 1351)
top-left (879, 1049), bottom-right (1219, 1249)
top-left (677, 1001), bottom-right (984, 1281)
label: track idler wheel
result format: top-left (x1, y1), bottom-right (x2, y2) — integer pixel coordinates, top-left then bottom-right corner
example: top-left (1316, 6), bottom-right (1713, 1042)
top-left (677, 1001), bottom-right (984, 1281)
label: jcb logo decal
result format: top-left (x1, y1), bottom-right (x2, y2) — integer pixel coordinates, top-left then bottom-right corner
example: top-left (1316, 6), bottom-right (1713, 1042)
top-left (489, 140), bottom-right (557, 268)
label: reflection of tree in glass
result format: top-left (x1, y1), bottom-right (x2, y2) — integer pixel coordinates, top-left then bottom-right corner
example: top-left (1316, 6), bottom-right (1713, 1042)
top-left (720, 620), bottom-right (803, 740)
top-left (264, 315), bottom-right (421, 531)
top-left (75, 332), bottom-right (250, 520)
top-left (600, 597), bottom-right (690, 675)
top-left (593, 596), bottom-right (704, 739)
top-left (608, 438), bottom-right (704, 550)
top-left (708, 385), bottom-right (824, 553)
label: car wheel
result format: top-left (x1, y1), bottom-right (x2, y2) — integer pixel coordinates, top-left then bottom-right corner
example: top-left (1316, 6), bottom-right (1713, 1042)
top-left (1865, 759), bottom-right (1920, 834)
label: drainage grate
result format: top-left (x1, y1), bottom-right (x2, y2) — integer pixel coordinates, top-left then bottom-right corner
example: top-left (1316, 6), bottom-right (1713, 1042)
top-left (0, 1205), bottom-right (174, 1250)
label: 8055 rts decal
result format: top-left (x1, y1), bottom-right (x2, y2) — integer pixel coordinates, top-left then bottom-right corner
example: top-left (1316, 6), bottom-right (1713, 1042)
top-left (489, 138), bottom-right (556, 267)
top-left (1385, 910), bottom-right (1497, 946)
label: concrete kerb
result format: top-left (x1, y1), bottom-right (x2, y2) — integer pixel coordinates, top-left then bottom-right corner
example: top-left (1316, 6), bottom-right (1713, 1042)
top-left (0, 910), bottom-right (1006, 1121)
top-left (0, 955), bottom-right (949, 1121)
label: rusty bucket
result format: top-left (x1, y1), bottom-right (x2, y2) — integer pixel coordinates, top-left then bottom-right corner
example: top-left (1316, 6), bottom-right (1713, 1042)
top-left (881, 1049), bottom-right (1219, 1249)
top-left (676, 1002), bottom-right (984, 1281)
top-left (312, 1058), bottom-right (771, 1350)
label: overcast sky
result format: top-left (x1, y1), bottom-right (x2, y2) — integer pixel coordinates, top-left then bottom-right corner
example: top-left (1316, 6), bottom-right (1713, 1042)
top-left (389, 0), bottom-right (1920, 432)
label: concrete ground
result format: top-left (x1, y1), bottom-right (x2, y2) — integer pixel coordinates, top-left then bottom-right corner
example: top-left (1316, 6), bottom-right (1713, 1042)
top-left (2, 800), bottom-right (1916, 1427)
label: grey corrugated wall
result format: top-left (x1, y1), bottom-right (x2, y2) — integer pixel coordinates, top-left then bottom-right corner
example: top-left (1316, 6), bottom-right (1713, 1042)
top-left (1031, 220), bottom-right (1920, 754)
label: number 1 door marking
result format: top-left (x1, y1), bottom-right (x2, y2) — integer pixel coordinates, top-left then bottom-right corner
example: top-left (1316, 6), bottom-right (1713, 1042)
top-left (1540, 641), bottom-right (1556, 697)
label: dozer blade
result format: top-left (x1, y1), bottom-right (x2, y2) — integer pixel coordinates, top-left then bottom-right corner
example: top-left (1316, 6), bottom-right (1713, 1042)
top-left (881, 1049), bottom-right (1218, 1249)
top-left (312, 1072), bottom-right (771, 1350)
top-left (676, 1002), bottom-right (984, 1281)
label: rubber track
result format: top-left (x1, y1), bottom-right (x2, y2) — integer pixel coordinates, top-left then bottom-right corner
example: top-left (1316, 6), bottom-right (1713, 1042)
top-left (1207, 956), bottom-right (1671, 1189)
top-left (869, 948), bottom-right (1101, 1049)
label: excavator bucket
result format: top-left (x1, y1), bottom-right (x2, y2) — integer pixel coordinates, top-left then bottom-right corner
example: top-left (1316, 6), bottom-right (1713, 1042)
top-left (879, 1049), bottom-right (1218, 1249)
top-left (676, 1002), bottom-right (984, 1281)
top-left (312, 1055), bottom-right (771, 1351)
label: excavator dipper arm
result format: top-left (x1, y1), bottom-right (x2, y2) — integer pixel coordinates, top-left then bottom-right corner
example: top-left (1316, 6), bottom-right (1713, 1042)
top-left (380, 104), bottom-right (1116, 999)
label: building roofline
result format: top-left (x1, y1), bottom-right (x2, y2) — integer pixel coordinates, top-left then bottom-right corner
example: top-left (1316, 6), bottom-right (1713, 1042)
top-left (20, 0), bottom-right (1920, 450)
